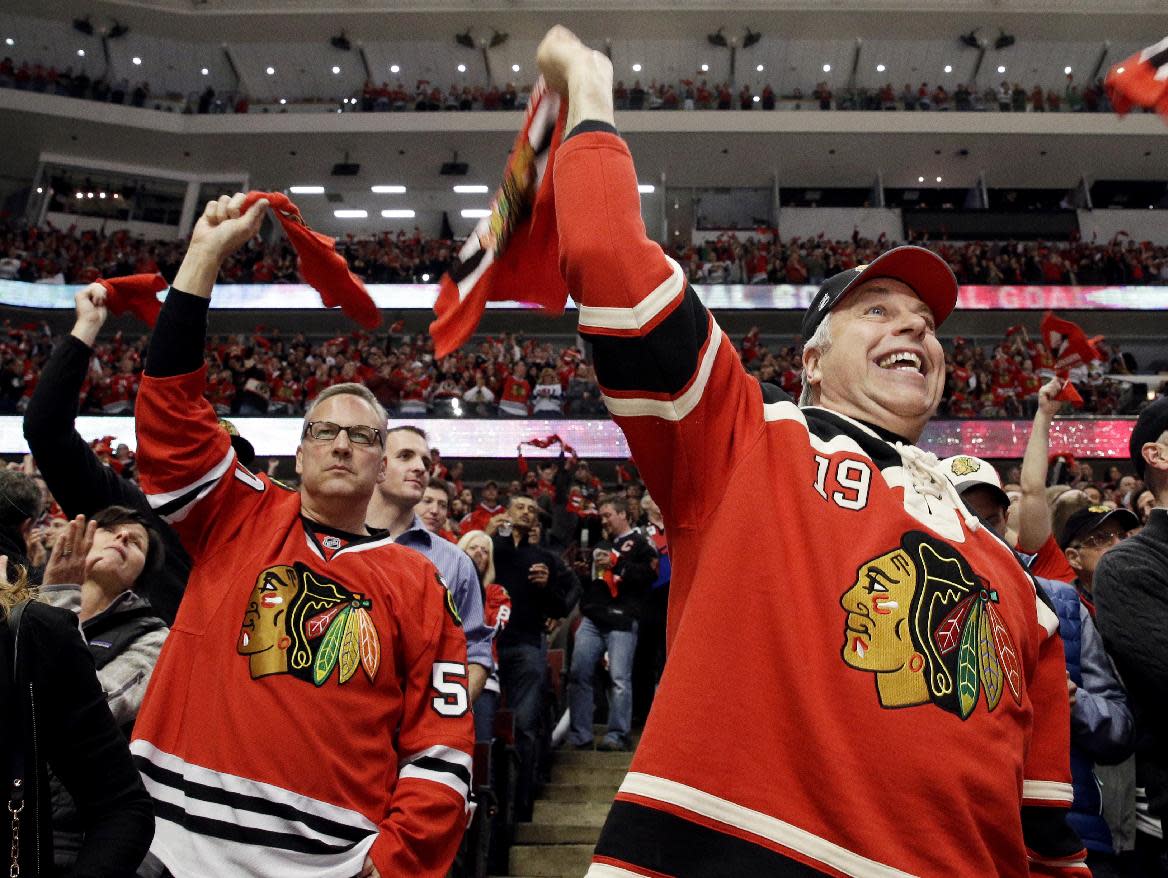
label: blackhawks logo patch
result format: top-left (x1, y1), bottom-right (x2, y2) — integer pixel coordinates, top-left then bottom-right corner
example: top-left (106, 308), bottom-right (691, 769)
top-left (237, 562), bottom-right (381, 686)
top-left (948, 456), bottom-right (982, 477)
top-left (839, 531), bottom-right (1022, 719)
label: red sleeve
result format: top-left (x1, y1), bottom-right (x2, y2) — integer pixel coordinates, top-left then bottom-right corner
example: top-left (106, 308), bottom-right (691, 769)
top-left (1021, 588), bottom-right (1088, 876)
top-left (135, 366), bottom-right (271, 560)
top-left (555, 130), bottom-right (768, 528)
top-left (371, 570), bottom-right (475, 877)
top-left (1022, 536), bottom-right (1076, 585)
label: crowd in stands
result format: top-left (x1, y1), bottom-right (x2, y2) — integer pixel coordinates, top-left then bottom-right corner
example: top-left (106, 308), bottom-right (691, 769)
top-left (1, 52), bottom-right (1127, 116)
top-left (669, 232), bottom-right (1168, 287)
top-left (2, 185), bottom-right (1168, 878)
top-left (4, 221), bottom-right (1168, 289)
top-left (0, 314), bottom-right (1155, 420)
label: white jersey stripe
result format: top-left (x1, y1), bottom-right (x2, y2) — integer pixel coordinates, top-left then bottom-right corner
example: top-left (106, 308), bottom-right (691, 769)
top-left (618, 772), bottom-right (915, 878)
top-left (1022, 779), bottom-right (1074, 804)
top-left (586, 864), bottom-right (651, 878)
top-left (578, 257), bottom-right (686, 333)
top-left (601, 321), bottom-right (724, 421)
top-left (144, 445), bottom-right (236, 517)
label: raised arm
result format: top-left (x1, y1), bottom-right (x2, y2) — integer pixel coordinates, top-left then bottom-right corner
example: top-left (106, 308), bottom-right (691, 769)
top-left (137, 194), bottom-right (270, 559)
top-left (1017, 378), bottom-right (1063, 553)
top-left (538, 27), bottom-right (765, 529)
top-left (24, 286), bottom-right (131, 516)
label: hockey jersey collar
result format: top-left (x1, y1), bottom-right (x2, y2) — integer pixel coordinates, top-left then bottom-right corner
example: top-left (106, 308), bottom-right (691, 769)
top-left (301, 515), bottom-right (393, 561)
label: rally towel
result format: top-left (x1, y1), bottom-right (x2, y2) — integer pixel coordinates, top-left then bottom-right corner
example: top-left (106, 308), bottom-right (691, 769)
top-left (98, 274), bottom-right (168, 326)
top-left (240, 191), bottom-right (381, 329)
top-left (1105, 36), bottom-right (1168, 120)
top-left (1041, 312), bottom-right (1104, 406)
top-left (431, 78), bottom-right (569, 357)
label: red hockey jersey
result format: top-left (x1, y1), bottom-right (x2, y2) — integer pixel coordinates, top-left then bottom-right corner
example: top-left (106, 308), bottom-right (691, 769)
top-left (555, 130), bottom-right (1084, 877)
top-left (131, 367), bottom-right (474, 878)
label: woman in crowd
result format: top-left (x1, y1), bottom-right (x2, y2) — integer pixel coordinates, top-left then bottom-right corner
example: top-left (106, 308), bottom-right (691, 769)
top-left (457, 530), bottom-right (510, 743)
top-left (0, 551), bottom-right (154, 877)
top-left (39, 510), bottom-right (169, 872)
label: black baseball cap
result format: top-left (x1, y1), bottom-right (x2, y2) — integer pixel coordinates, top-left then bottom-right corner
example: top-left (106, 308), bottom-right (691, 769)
top-left (800, 245), bottom-right (959, 341)
top-left (1129, 396), bottom-right (1168, 478)
top-left (1058, 505), bottom-right (1139, 549)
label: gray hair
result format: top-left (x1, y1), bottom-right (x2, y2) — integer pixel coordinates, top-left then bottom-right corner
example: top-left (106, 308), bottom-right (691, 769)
top-left (302, 383), bottom-right (389, 437)
top-left (799, 312), bottom-right (833, 406)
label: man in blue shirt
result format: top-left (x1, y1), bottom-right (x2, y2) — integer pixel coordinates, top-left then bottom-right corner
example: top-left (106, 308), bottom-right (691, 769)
top-left (367, 425), bottom-right (493, 702)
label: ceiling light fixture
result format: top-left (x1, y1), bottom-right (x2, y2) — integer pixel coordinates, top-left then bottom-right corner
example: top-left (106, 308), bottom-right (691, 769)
top-left (461, 208), bottom-right (491, 218)
top-left (381, 209), bottom-right (416, 218)
top-left (371, 185), bottom-right (407, 194)
top-left (334, 209), bottom-right (368, 218)
top-left (289, 186), bottom-right (325, 194)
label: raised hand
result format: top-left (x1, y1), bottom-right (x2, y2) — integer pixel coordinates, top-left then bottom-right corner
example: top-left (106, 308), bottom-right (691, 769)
top-left (71, 282), bottom-right (109, 346)
top-left (174, 192), bottom-right (269, 299)
top-left (42, 516), bottom-right (97, 586)
top-left (1037, 377), bottom-right (1065, 418)
top-left (188, 193), bottom-right (268, 265)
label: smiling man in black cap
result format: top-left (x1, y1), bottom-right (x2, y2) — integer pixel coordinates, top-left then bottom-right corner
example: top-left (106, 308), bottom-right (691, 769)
top-left (1094, 396), bottom-right (1168, 874)
top-left (536, 24), bottom-right (1083, 878)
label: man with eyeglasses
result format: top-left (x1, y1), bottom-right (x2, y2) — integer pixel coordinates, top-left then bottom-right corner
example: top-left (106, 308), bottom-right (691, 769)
top-left (1059, 506), bottom-right (1139, 616)
top-left (129, 194), bottom-right (474, 878)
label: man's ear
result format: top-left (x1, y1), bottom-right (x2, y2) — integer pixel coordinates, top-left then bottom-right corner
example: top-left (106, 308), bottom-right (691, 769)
top-left (802, 346), bottom-right (823, 392)
top-left (1065, 547), bottom-right (1082, 574)
top-left (294, 445), bottom-right (304, 477)
top-left (1142, 440), bottom-right (1168, 474)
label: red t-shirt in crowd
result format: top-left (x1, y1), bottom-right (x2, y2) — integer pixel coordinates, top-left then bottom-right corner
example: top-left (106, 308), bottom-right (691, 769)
top-left (1021, 534), bottom-right (1076, 585)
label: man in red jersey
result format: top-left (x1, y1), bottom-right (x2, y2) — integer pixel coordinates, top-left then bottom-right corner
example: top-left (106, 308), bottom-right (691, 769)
top-left (130, 194), bottom-right (473, 878)
top-left (535, 26), bottom-right (1084, 878)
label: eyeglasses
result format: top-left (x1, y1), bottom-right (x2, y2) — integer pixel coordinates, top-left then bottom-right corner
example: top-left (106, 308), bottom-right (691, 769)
top-left (1073, 530), bottom-right (1128, 550)
top-left (302, 420), bottom-right (384, 447)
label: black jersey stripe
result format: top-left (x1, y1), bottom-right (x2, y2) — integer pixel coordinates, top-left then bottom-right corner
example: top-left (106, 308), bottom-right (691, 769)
top-left (136, 756), bottom-right (370, 843)
top-left (594, 799), bottom-right (829, 877)
top-left (407, 755), bottom-right (472, 788)
top-left (152, 800), bottom-right (365, 855)
top-left (583, 285), bottom-right (711, 396)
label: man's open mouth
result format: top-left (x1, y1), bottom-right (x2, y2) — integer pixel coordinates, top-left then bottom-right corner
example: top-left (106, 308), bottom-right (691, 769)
top-left (876, 350), bottom-right (924, 373)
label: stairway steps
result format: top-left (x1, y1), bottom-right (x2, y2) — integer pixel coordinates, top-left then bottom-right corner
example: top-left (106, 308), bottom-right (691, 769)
top-left (507, 843), bottom-right (596, 877)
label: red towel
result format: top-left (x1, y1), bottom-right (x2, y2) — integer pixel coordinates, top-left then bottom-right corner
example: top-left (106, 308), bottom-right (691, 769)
top-left (97, 274), bottom-right (167, 326)
top-left (431, 78), bottom-right (569, 357)
top-left (1105, 37), bottom-right (1168, 120)
top-left (1042, 312), bottom-right (1103, 407)
top-left (240, 191), bottom-right (381, 329)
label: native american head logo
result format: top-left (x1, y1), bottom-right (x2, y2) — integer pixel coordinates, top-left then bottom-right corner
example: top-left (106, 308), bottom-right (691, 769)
top-left (839, 531), bottom-right (1022, 719)
top-left (237, 561), bottom-right (381, 686)
top-left (948, 456), bottom-right (982, 477)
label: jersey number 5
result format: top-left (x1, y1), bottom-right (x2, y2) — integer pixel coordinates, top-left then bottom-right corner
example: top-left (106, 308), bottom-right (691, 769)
top-left (812, 455), bottom-right (872, 511)
top-left (431, 661), bottom-right (469, 717)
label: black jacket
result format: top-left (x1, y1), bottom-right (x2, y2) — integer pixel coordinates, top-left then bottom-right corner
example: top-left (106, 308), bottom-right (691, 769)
top-left (1, 600), bottom-right (154, 877)
top-left (580, 529), bottom-right (657, 630)
top-left (23, 335), bottom-right (191, 623)
top-left (1094, 506), bottom-right (1168, 823)
top-left (492, 534), bottom-right (574, 646)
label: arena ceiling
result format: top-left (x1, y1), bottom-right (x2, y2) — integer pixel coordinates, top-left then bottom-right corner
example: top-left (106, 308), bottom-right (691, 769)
top-left (5, 0), bottom-right (1165, 45)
